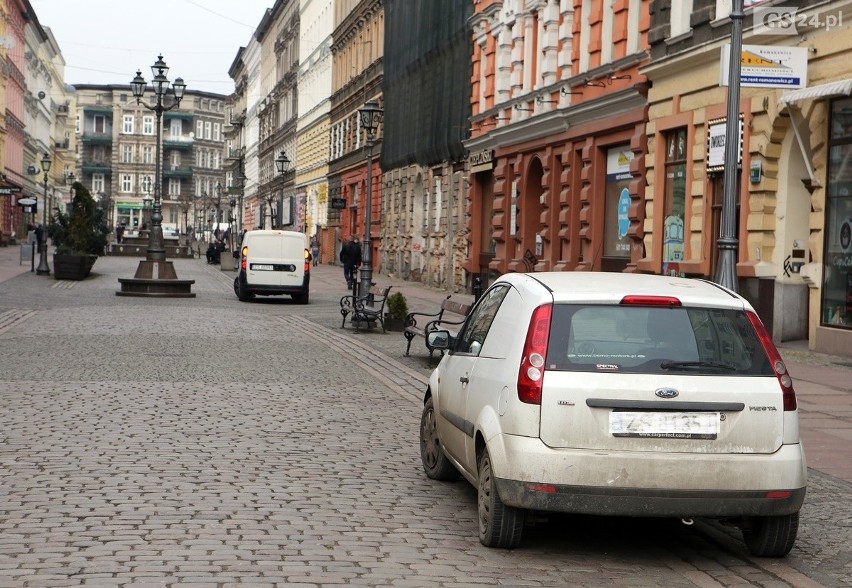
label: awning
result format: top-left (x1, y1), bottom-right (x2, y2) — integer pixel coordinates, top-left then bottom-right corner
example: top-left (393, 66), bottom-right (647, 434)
top-left (778, 79), bottom-right (852, 107)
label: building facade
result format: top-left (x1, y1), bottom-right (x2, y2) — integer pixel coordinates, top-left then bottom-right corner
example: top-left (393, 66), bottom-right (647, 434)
top-left (295, 0), bottom-right (334, 260)
top-left (74, 84), bottom-right (227, 235)
top-left (466, 0), bottom-right (649, 287)
top-left (328, 0), bottom-right (384, 268)
top-left (378, 0), bottom-right (473, 291)
top-left (644, 0), bottom-right (851, 356)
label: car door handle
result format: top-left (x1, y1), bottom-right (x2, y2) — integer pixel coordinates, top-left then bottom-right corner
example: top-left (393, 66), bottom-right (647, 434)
top-left (460, 376), bottom-right (469, 384)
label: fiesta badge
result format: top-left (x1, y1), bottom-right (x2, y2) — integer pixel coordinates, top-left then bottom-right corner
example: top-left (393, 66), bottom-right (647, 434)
top-left (655, 388), bottom-right (679, 399)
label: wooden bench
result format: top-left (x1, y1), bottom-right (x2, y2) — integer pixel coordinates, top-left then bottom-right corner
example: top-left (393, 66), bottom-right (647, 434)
top-left (340, 285), bottom-right (393, 333)
top-left (404, 295), bottom-right (472, 358)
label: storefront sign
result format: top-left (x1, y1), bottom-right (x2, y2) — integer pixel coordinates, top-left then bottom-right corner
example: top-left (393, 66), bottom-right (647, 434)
top-left (604, 148), bottom-right (633, 258)
top-left (470, 149), bottom-right (495, 173)
top-left (0, 187), bottom-right (21, 195)
top-left (706, 116), bottom-right (744, 173)
top-left (331, 197), bottom-right (346, 210)
top-left (721, 44), bottom-right (808, 89)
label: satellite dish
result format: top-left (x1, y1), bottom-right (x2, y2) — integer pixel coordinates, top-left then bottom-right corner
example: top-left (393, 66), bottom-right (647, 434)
top-left (37, 90), bottom-right (46, 99)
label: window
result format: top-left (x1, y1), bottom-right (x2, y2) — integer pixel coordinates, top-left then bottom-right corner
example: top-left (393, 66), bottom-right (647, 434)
top-left (121, 174), bottom-right (133, 193)
top-left (197, 120), bottom-right (204, 138)
top-left (455, 285), bottom-right (509, 356)
top-left (213, 123), bottom-right (221, 141)
top-left (169, 178), bottom-right (181, 195)
top-left (205, 121), bottom-right (212, 140)
top-left (143, 146), bottom-right (153, 164)
top-left (604, 146), bottom-right (633, 260)
top-left (143, 116), bottom-right (154, 135)
top-left (213, 151), bottom-right (220, 169)
top-left (92, 174), bottom-right (104, 193)
top-left (671, 0), bottom-right (694, 37)
top-left (94, 115), bottom-right (105, 134)
top-left (662, 129), bottom-right (687, 276)
top-left (122, 145), bottom-right (133, 163)
top-left (171, 119), bottom-right (182, 138)
top-left (123, 115), bottom-right (134, 134)
top-left (821, 97), bottom-right (852, 329)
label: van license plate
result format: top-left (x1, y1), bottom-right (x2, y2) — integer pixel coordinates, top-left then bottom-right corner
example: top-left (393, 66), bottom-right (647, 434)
top-left (610, 411), bottom-right (718, 439)
top-left (252, 264), bottom-right (274, 271)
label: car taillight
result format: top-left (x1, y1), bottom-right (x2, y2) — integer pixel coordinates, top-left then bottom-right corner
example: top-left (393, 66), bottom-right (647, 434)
top-left (746, 310), bottom-right (797, 411)
top-left (241, 245), bottom-right (248, 270)
top-left (518, 304), bottom-right (552, 405)
top-left (304, 248), bottom-right (310, 273)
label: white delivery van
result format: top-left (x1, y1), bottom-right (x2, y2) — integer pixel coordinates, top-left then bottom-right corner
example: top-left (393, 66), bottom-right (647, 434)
top-left (233, 230), bottom-right (310, 304)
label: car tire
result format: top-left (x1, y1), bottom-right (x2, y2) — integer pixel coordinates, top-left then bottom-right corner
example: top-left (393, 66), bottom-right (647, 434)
top-left (419, 396), bottom-right (459, 481)
top-left (235, 276), bottom-right (253, 302)
top-left (292, 289), bottom-right (309, 304)
top-left (742, 512), bottom-right (799, 557)
top-left (478, 448), bottom-right (524, 548)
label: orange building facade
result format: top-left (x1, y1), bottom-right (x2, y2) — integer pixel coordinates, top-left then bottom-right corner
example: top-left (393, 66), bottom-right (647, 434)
top-left (466, 0), bottom-right (649, 283)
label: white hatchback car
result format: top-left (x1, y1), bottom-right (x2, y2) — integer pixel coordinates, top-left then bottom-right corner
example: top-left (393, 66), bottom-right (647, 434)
top-left (420, 272), bottom-right (806, 557)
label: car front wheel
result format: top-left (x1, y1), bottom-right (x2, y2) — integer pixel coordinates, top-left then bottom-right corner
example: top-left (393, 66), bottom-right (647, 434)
top-left (478, 448), bottom-right (524, 548)
top-left (742, 512), bottom-right (799, 557)
top-left (419, 397), bottom-right (459, 481)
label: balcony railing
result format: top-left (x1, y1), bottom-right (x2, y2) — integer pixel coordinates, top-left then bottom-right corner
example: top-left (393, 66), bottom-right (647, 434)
top-left (81, 132), bottom-right (112, 144)
top-left (81, 161), bottom-right (112, 174)
top-left (163, 166), bottom-right (193, 178)
top-left (164, 111), bottom-right (194, 121)
top-left (163, 137), bottom-right (194, 150)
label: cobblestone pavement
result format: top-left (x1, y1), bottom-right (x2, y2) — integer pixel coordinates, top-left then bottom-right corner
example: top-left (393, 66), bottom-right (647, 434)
top-left (0, 255), bottom-right (849, 587)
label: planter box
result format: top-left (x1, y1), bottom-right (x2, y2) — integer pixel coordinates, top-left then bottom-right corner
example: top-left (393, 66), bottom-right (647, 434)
top-left (53, 254), bottom-right (97, 280)
top-left (384, 316), bottom-right (407, 332)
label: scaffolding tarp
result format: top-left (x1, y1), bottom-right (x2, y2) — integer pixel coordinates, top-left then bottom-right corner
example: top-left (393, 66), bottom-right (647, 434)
top-left (381, 0), bottom-right (473, 170)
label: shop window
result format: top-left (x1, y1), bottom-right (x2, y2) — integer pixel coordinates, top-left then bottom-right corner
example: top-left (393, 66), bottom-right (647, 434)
top-left (821, 97), bottom-right (852, 329)
top-left (603, 146), bottom-right (633, 267)
top-left (662, 128), bottom-right (687, 275)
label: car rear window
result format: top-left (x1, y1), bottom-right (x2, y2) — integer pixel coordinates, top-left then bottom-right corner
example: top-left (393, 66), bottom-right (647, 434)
top-left (546, 304), bottom-right (774, 376)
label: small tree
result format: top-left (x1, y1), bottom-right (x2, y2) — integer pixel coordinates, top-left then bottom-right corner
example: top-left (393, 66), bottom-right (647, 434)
top-left (386, 291), bottom-right (409, 321)
top-left (48, 182), bottom-right (109, 255)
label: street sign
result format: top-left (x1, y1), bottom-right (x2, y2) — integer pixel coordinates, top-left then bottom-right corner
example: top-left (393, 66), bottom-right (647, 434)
top-left (0, 187), bottom-right (22, 195)
top-left (17, 197), bottom-right (36, 205)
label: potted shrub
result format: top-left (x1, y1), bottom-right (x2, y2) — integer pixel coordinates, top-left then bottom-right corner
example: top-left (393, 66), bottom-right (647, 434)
top-left (47, 182), bottom-right (109, 280)
top-left (384, 291), bottom-right (409, 331)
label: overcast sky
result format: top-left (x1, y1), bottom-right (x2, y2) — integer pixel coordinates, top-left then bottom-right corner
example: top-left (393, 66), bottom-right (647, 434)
top-left (32, 0), bottom-right (275, 95)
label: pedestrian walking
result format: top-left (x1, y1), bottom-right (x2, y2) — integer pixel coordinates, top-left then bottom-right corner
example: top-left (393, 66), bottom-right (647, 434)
top-left (116, 223), bottom-right (125, 244)
top-left (339, 236), bottom-right (361, 288)
top-left (311, 241), bottom-right (319, 267)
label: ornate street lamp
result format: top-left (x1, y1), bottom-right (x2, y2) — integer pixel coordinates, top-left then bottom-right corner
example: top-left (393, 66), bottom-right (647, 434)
top-left (36, 152), bottom-right (51, 275)
top-left (117, 55), bottom-right (194, 297)
top-left (129, 56), bottom-right (185, 262)
top-left (272, 150), bottom-right (290, 230)
top-left (357, 101), bottom-right (383, 300)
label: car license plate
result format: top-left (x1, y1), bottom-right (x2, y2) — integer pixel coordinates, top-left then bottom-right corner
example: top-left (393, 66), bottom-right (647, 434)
top-left (609, 411), bottom-right (719, 439)
top-left (252, 264), bottom-right (273, 271)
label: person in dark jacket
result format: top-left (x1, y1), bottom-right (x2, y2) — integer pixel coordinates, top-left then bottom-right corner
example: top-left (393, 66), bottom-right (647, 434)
top-left (339, 236), bottom-right (362, 288)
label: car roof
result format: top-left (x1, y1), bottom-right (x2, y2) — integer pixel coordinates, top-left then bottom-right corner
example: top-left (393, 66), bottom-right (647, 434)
top-left (499, 272), bottom-right (748, 310)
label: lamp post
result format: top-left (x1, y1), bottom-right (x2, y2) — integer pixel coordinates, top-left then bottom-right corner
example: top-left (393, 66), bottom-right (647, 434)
top-left (142, 193), bottom-right (153, 229)
top-left (214, 182), bottom-right (222, 239)
top-left (273, 150), bottom-right (290, 230)
top-left (130, 55), bottom-right (186, 262)
top-left (714, 0), bottom-right (743, 293)
top-left (36, 152), bottom-right (51, 275)
top-left (357, 100), bottom-right (383, 301)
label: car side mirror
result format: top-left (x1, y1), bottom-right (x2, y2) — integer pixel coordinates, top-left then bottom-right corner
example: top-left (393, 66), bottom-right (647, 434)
top-left (427, 329), bottom-right (451, 350)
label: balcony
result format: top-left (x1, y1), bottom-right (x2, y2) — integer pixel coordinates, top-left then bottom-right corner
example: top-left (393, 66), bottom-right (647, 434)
top-left (163, 137), bottom-right (194, 150)
top-left (81, 132), bottom-right (112, 145)
top-left (164, 111), bottom-right (194, 121)
top-left (85, 106), bottom-right (113, 115)
top-left (81, 161), bottom-right (112, 174)
top-left (163, 166), bottom-right (193, 178)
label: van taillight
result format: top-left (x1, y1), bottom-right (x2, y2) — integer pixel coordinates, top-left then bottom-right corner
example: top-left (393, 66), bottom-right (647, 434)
top-left (241, 245), bottom-right (248, 271)
top-left (518, 304), bottom-right (552, 405)
top-left (746, 310), bottom-right (797, 411)
top-left (304, 248), bottom-right (310, 273)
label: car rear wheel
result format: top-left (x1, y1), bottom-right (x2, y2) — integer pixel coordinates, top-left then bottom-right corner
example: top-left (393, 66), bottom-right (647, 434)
top-left (292, 289), bottom-right (309, 304)
top-left (419, 397), bottom-right (459, 481)
top-left (478, 448), bottom-right (524, 548)
top-left (235, 276), bottom-right (253, 302)
top-left (742, 512), bottom-right (799, 557)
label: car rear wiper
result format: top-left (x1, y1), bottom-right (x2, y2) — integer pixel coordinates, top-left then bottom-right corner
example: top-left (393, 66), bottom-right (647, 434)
top-left (660, 360), bottom-right (737, 372)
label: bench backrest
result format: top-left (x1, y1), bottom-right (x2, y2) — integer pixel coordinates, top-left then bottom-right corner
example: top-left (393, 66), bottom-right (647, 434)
top-left (440, 298), bottom-right (471, 318)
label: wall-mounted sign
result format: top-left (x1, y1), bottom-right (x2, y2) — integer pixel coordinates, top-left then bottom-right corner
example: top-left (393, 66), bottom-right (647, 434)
top-left (706, 115), bottom-right (744, 173)
top-left (721, 44), bottom-right (808, 89)
top-left (470, 149), bottom-right (495, 174)
top-left (0, 187), bottom-right (22, 195)
top-left (331, 197), bottom-right (346, 210)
